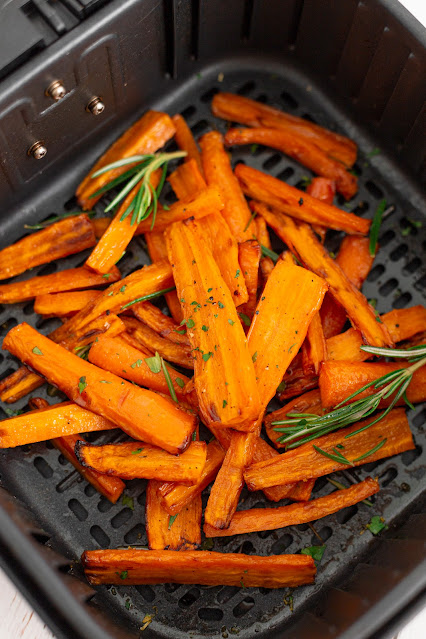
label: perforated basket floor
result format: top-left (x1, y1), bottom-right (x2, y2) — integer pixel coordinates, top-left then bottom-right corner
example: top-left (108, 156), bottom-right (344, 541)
top-left (0, 65), bottom-right (425, 639)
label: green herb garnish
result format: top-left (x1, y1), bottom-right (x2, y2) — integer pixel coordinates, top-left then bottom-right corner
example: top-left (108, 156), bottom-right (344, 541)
top-left (144, 352), bottom-right (162, 374)
top-left (120, 286), bottom-right (176, 311)
top-left (32, 346), bottom-right (43, 356)
top-left (122, 495), bottom-right (134, 510)
top-left (78, 376), bottom-right (87, 394)
top-left (369, 199), bottom-right (387, 256)
top-left (300, 545), bottom-right (326, 562)
top-left (367, 515), bottom-right (388, 535)
top-left (168, 514), bottom-right (178, 529)
top-left (261, 244), bottom-right (279, 262)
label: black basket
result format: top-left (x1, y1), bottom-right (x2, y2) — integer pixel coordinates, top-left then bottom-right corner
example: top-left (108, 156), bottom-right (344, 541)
top-left (0, 2), bottom-right (425, 638)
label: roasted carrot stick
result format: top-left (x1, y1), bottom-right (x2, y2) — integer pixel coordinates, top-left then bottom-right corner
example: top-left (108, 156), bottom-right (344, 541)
top-left (254, 215), bottom-right (272, 248)
top-left (92, 217), bottom-right (111, 239)
top-left (0, 401), bottom-right (116, 448)
top-left (168, 157), bottom-right (206, 198)
top-left (259, 256), bottom-right (275, 283)
top-left (204, 477), bottom-right (379, 537)
top-left (0, 265), bottom-right (121, 304)
top-left (82, 549), bottom-right (316, 588)
top-left (3, 323), bottom-right (196, 454)
top-left (131, 302), bottom-right (189, 346)
top-left (172, 114), bottom-right (204, 176)
top-left (76, 111), bottom-right (176, 208)
top-left (158, 440), bottom-right (225, 515)
top-left (146, 480), bottom-right (202, 550)
top-left (122, 316), bottom-right (194, 369)
top-left (307, 177), bottom-right (336, 243)
top-left (320, 360), bottom-right (426, 409)
top-left (237, 165), bottom-right (368, 235)
top-left (166, 218), bottom-right (260, 428)
top-left (65, 314), bottom-right (126, 355)
top-left (254, 203), bottom-right (393, 347)
top-left (75, 440), bottom-right (206, 483)
top-left (34, 290), bottom-right (102, 317)
top-left (0, 214), bottom-right (96, 281)
top-left (302, 312), bottom-right (327, 376)
top-left (265, 389), bottom-right (323, 449)
top-left (244, 408), bottom-right (414, 490)
top-left (225, 127), bottom-right (357, 199)
top-left (145, 229), bottom-right (183, 323)
top-left (238, 240), bottom-right (261, 318)
top-left (200, 131), bottom-right (253, 242)
top-left (212, 92), bottom-right (357, 167)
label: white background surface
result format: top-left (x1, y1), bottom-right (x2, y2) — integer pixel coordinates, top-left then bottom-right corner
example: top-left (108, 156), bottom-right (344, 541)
top-left (1, 1), bottom-right (425, 637)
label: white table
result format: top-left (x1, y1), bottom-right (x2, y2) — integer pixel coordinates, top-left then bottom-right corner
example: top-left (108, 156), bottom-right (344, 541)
top-left (1, 0), bottom-right (425, 637)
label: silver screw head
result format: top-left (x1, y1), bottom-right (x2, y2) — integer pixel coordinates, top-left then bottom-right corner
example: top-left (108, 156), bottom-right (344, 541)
top-left (28, 141), bottom-right (47, 160)
top-left (87, 97), bottom-right (105, 115)
top-left (46, 80), bottom-right (66, 101)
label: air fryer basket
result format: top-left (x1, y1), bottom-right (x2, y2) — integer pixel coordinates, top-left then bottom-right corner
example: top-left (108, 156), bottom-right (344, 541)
top-left (0, 2), bottom-right (425, 639)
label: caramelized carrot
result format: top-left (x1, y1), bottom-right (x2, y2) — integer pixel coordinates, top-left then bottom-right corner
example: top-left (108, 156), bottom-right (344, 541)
top-left (320, 360), bottom-right (426, 409)
top-left (172, 114), bottom-right (204, 176)
top-left (146, 480), bottom-right (202, 550)
top-left (238, 240), bottom-right (261, 318)
top-left (0, 401), bottom-right (115, 448)
top-left (278, 352), bottom-right (319, 401)
top-left (92, 217), bottom-right (111, 239)
top-left (145, 229), bottom-right (183, 323)
top-left (254, 203), bottom-right (393, 347)
top-left (34, 290), bottom-right (102, 317)
top-left (259, 256), bottom-right (275, 283)
top-left (307, 177), bottom-right (336, 243)
top-left (204, 478), bottom-right (379, 537)
top-left (212, 92), bottom-right (357, 167)
top-left (0, 265), bottom-right (121, 304)
top-left (301, 312), bottom-right (327, 376)
top-left (76, 111), bottom-right (176, 208)
top-left (200, 131), bottom-right (253, 242)
top-left (3, 323), bottom-right (196, 454)
top-left (82, 549), bottom-right (316, 588)
top-left (65, 313), bottom-right (126, 354)
top-left (225, 127), bottom-right (357, 199)
top-left (254, 215), bottom-right (272, 248)
top-left (166, 218), bottom-right (260, 428)
top-left (131, 302), bottom-right (189, 346)
top-left (237, 165), bottom-right (368, 234)
top-left (168, 158), bottom-right (206, 198)
top-left (265, 389), bottom-right (323, 449)
top-left (244, 409), bottom-right (414, 490)
top-left (0, 214), bottom-right (96, 280)
top-left (75, 440), bottom-right (206, 483)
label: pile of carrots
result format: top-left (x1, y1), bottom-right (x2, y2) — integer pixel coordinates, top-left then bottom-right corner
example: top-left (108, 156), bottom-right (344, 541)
top-left (0, 92), bottom-right (424, 593)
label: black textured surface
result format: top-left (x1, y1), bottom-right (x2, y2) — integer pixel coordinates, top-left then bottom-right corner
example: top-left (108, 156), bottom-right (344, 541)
top-left (0, 66), bottom-right (425, 639)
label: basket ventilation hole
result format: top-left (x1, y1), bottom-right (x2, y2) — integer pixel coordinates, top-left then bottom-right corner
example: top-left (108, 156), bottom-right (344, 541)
top-left (296, 523), bottom-right (309, 532)
top-left (401, 445), bottom-right (422, 466)
top-left (263, 154), bottom-right (282, 171)
top-left (135, 585), bottom-right (155, 602)
top-left (390, 244), bottom-right (408, 261)
top-left (198, 607), bottom-right (224, 621)
top-left (378, 230), bottom-right (395, 247)
top-left (365, 181), bottom-right (384, 199)
top-left (63, 196), bottom-right (78, 211)
top-left (58, 454), bottom-right (69, 466)
top-left (415, 275), bottom-right (426, 291)
top-left (216, 586), bottom-right (240, 604)
top-left (363, 460), bottom-right (382, 472)
top-left (31, 531), bottom-right (50, 545)
top-left (367, 264), bottom-right (385, 282)
top-left (413, 409), bottom-right (426, 428)
top-left (271, 534), bottom-right (293, 554)
top-left (178, 587), bottom-right (200, 608)
top-left (240, 540), bottom-right (254, 554)
top-left (84, 484), bottom-right (97, 497)
top-left (97, 496), bottom-right (113, 513)
top-left (336, 505), bottom-right (358, 525)
top-left (233, 597), bottom-right (255, 618)
top-left (90, 525), bottom-right (110, 548)
top-left (378, 278), bottom-right (398, 296)
top-left (313, 477), bottom-right (328, 493)
top-left (35, 317), bottom-right (61, 333)
top-left (111, 508), bottom-right (133, 529)
top-left (392, 292), bottom-right (412, 309)
top-left (34, 456), bottom-right (53, 478)
top-left (190, 119), bottom-right (210, 137)
top-left (277, 167), bottom-right (295, 181)
top-left (237, 81), bottom-right (255, 95)
top-left (315, 526), bottom-right (333, 543)
top-left (257, 529), bottom-right (273, 539)
top-left (404, 258), bottom-right (422, 274)
top-left (164, 583), bottom-right (181, 593)
top-left (280, 91), bottom-right (298, 109)
top-left (23, 302), bottom-right (34, 316)
top-left (37, 262), bottom-right (58, 277)
top-left (180, 105), bottom-right (196, 120)
top-left (200, 87), bottom-right (219, 103)
top-left (379, 467), bottom-right (398, 487)
top-left (0, 317), bottom-right (17, 336)
top-left (68, 498), bottom-right (88, 521)
top-left (124, 524), bottom-right (146, 544)
top-left (256, 94), bottom-right (268, 103)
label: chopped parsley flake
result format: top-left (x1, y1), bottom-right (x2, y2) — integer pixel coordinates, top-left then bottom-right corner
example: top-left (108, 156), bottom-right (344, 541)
top-left (32, 346), bottom-right (43, 356)
top-left (78, 376), bottom-right (87, 394)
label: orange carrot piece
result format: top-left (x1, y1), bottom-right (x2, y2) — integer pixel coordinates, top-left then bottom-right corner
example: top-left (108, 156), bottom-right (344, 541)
top-left (82, 549), bottom-right (316, 588)
top-left (380, 306), bottom-right (426, 343)
top-left (158, 440), bottom-right (225, 515)
top-left (0, 214), bottom-right (96, 281)
top-left (204, 477), bottom-right (379, 537)
top-left (237, 165), bottom-right (368, 235)
top-left (146, 480), bottom-right (202, 550)
top-left (166, 218), bottom-right (260, 428)
top-left (238, 240), bottom-right (261, 318)
top-left (34, 290), bottom-right (102, 317)
top-left (122, 316), bottom-right (194, 369)
top-left (65, 314), bottom-right (126, 355)
top-left (92, 217), bottom-right (111, 239)
top-left (254, 203), bottom-right (393, 347)
top-left (254, 215), bottom-right (272, 248)
top-left (0, 265), bottom-right (121, 304)
top-left (172, 114), bottom-right (204, 176)
top-left (3, 323), bottom-right (196, 454)
top-left (76, 440), bottom-right (206, 483)
top-left (200, 131), bottom-right (253, 242)
top-left (145, 230), bottom-right (183, 323)
top-left (225, 127), bottom-right (357, 199)
top-left (265, 389), bottom-right (323, 449)
top-left (168, 158), bottom-right (206, 198)
top-left (76, 111), bottom-right (176, 208)
top-left (302, 312), bottom-right (327, 376)
top-left (259, 256), bottom-right (275, 283)
top-left (131, 302), bottom-right (189, 346)
top-left (245, 409), bottom-right (414, 490)
top-left (212, 92), bottom-right (357, 167)
top-left (307, 177), bottom-right (336, 242)
top-left (320, 360), bottom-right (426, 409)
top-left (0, 401), bottom-right (115, 448)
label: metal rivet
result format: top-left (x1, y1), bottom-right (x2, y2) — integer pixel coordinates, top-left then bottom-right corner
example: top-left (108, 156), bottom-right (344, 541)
top-left (46, 80), bottom-right (66, 101)
top-left (86, 97), bottom-right (105, 116)
top-left (28, 141), bottom-right (47, 160)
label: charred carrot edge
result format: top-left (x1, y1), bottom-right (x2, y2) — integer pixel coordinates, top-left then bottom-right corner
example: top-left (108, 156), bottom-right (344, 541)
top-left (302, 312), bottom-right (327, 376)
top-left (165, 217), bottom-right (260, 428)
top-left (307, 177), bottom-right (336, 242)
top-left (254, 215), bottom-right (272, 249)
top-left (204, 477), bottom-right (379, 537)
top-left (76, 111), bottom-right (176, 208)
top-left (225, 127), bottom-right (357, 200)
top-left (245, 408), bottom-right (414, 489)
top-left (34, 290), bottom-right (102, 317)
top-left (122, 316), bottom-right (194, 369)
top-left (0, 214), bottom-right (96, 281)
top-left (0, 265), bottom-right (121, 304)
top-left (3, 323), bottom-right (196, 454)
top-left (168, 157), bottom-right (206, 199)
top-left (212, 92), bottom-right (357, 167)
top-left (0, 400), bottom-right (116, 448)
top-left (144, 230), bottom-right (183, 323)
top-left (320, 360), bottom-right (426, 409)
top-left (172, 115), bottom-right (204, 176)
top-left (158, 440), bottom-right (225, 515)
top-left (131, 302), bottom-right (189, 346)
top-left (236, 165), bottom-right (368, 235)
top-left (75, 440), bottom-right (206, 483)
top-left (81, 549), bottom-right (316, 588)
top-left (238, 240), bottom-right (261, 318)
top-left (254, 202), bottom-right (393, 347)
top-left (146, 480), bottom-right (202, 550)
top-left (265, 389), bottom-right (323, 449)
top-left (65, 314), bottom-right (126, 355)
top-left (259, 256), bottom-right (275, 283)
top-left (200, 131), bottom-right (253, 242)
top-left (27, 397), bottom-right (124, 503)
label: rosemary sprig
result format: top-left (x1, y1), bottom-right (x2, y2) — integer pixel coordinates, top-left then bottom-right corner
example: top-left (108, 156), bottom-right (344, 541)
top-left (369, 199), bottom-right (387, 256)
top-left (90, 152), bottom-right (186, 228)
top-left (120, 286), bottom-right (176, 311)
top-left (273, 345), bottom-right (426, 449)
top-left (261, 244), bottom-right (279, 262)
